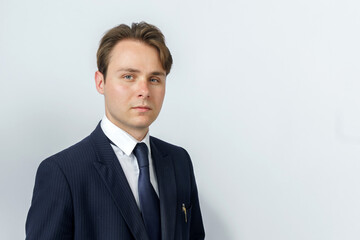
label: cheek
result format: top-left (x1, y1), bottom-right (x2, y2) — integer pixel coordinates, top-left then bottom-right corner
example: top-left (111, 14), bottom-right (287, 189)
top-left (158, 86), bottom-right (166, 98)
top-left (155, 89), bottom-right (166, 105)
top-left (106, 85), bottom-right (131, 103)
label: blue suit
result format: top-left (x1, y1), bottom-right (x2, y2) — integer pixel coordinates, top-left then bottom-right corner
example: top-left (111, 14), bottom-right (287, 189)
top-left (26, 123), bottom-right (205, 240)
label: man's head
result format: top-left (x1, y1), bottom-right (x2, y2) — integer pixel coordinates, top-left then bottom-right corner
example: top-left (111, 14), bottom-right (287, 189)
top-left (97, 22), bottom-right (173, 81)
top-left (95, 22), bottom-right (172, 140)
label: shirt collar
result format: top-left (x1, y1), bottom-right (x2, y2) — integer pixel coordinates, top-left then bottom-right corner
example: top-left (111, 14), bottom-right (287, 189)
top-left (100, 115), bottom-right (151, 157)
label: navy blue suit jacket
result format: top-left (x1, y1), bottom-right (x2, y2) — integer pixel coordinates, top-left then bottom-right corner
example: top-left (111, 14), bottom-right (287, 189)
top-left (26, 123), bottom-right (205, 240)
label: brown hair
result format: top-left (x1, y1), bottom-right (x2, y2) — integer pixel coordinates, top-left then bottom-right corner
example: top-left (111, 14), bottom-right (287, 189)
top-left (97, 22), bottom-right (173, 80)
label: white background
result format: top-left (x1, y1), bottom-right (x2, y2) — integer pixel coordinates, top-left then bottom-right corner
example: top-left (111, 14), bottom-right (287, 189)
top-left (1, 0), bottom-right (360, 239)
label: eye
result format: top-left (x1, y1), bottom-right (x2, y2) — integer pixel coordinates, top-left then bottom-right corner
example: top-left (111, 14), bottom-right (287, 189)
top-left (123, 75), bottom-right (133, 80)
top-left (150, 78), bottom-right (160, 83)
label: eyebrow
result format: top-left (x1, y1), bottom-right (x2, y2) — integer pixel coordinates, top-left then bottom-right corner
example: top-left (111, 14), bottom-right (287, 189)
top-left (151, 71), bottom-right (166, 76)
top-left (117, 68), bottom-right (166, 76)
top-left (117, 68), bottom-right (140, 73)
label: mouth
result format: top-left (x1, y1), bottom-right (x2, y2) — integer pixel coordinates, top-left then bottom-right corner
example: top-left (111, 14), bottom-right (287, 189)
top-left (132, 106), bottom-right (152, 112)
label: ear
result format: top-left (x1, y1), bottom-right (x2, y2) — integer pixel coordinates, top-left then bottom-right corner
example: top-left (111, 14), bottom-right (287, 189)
top-left (95, 71), bottom-right (105, 94)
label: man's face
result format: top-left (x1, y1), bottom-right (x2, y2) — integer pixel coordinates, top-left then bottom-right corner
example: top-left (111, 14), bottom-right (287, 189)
top-left (95, 39), bottom-right (166, 139)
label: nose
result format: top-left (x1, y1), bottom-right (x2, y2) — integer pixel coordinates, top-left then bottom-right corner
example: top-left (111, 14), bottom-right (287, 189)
top-left (137, 79), bottom-right (150, 98)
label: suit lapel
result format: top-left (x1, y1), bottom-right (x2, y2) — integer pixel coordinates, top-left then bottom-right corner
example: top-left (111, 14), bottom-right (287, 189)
top-left (151, 138), bottom-right (177, 240)
top-left (90, 124), bottom-right (149, 240)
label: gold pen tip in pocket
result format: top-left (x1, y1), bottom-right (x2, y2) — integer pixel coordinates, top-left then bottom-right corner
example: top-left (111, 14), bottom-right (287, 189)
top-left (182, 203), bottom-right (187, 223)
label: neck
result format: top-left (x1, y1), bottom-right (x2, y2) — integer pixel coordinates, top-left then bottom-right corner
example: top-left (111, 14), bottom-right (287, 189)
top-left (105, 115), bottom-right (148, 141)
top-left (114, 124), bottom-right (148, 141)
top-left (127, 129), bottom-right (148, 141)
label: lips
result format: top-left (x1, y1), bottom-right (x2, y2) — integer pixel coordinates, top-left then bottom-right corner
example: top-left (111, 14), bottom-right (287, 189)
top-left (132, 106), bottom-right (152, 112)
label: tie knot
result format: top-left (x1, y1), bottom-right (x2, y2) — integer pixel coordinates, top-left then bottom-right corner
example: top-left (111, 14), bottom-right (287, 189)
top-left (133, 142), bottom-right (149, 168)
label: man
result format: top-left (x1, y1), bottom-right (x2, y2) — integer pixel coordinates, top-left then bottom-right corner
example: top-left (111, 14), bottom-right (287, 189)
top-left (26, 22), bottom-right (205, 240)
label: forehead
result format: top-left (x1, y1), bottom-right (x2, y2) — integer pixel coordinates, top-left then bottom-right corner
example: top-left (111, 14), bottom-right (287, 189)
top-left (108, 39), bottom-right (164, 71)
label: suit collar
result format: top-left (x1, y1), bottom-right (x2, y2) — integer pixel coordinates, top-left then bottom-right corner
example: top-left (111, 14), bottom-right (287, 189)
top-left (90, 123), bottom-right (177, 240)
top-left (151, 138), bottom-right (177, 240)
top-left (90, 123), bottom-right (149, 240)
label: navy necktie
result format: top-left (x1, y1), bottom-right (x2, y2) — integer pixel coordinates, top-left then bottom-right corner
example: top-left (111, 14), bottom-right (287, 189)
top-left (133, 143), bottom-right (161, 240)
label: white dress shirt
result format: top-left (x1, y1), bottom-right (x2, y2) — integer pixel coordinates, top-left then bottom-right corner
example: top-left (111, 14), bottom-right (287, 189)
top-left (100, 115), bottom-right (159, 208)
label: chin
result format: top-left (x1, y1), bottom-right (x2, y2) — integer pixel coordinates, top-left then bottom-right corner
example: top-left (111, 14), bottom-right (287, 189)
top-left (133, 117), bottom-right (155, 127)
top-left (133, 122), bottom-right (152, 129)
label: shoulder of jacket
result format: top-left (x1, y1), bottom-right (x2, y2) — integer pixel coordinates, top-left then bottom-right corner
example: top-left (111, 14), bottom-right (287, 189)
top-left (44, 135), bottom-right (93, 165)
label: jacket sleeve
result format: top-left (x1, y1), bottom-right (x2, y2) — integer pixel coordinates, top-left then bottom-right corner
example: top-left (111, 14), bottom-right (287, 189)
top-left (186, 151), bottom-right (205, 240)
top-left (26, 159), bottom-right (74, 240)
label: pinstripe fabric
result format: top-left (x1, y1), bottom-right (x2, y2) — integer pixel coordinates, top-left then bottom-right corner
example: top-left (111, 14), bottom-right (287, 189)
top-left (26, 123), bottom-right (205, 240)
